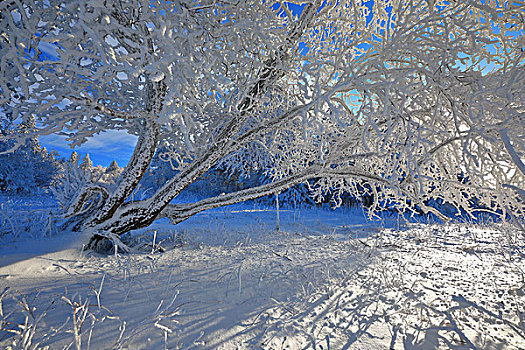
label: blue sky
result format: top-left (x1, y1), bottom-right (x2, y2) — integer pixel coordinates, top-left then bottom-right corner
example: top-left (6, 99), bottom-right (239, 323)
top-left (36, 39), bottom-right (139, 167)
top-left (35, 40), bottom-right (137, 166)
top-left (38, 0), bottom-right (521, 167)
top-left (40, 130), bottom-right (137, 167)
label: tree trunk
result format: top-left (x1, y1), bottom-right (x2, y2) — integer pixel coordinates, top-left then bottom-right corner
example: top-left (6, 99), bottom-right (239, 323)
top-left (82, 0), bottom-right (325, 250)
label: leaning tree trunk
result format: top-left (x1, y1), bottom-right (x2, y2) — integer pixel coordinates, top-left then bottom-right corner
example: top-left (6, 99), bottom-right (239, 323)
top-left (79, 0), bottom-right (324, 251)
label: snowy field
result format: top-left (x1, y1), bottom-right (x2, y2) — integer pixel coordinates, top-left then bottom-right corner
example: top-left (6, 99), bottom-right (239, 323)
top-left (1, 200), bottom-right (524, 349)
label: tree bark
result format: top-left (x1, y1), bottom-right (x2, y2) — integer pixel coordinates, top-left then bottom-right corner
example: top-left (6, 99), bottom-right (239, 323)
top-left (89, 117), bottom-right (160, 225)
top-left (83, 1), bottom-right (324, 243)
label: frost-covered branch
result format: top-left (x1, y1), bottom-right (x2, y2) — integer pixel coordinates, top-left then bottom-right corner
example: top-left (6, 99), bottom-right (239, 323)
top-left (89, 116), bottom-right (160, 226)
top-left (160, 166), bottom-right (389, 224)
top-left (65, 184), bottom-right (109, 218)
top-left (1, 0), bottom-right (523, 243)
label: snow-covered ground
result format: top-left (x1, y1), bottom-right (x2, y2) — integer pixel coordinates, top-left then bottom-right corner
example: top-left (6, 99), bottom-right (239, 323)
top-left (0, 203), bottom-right (524, 349)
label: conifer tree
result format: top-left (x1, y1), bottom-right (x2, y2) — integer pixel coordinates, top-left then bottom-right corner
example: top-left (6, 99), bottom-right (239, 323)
top-left (80, 154), bottom-right (93, 173)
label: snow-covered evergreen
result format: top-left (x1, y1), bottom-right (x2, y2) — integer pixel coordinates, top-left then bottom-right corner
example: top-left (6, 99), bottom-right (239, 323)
top-left (0, 114), bottom-right (61, 194)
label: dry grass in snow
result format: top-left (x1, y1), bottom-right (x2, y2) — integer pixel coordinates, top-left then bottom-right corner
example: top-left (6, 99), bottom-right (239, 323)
top-left (0, 207), bottom-right (524, 349)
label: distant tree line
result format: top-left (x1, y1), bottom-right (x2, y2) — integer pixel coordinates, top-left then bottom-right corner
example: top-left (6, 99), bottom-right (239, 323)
top-left (1, 114), bottom-right (123, 195)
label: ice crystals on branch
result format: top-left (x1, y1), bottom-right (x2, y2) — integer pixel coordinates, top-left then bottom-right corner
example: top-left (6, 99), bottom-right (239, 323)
top-left (0, 0), bottom-right (523, 245)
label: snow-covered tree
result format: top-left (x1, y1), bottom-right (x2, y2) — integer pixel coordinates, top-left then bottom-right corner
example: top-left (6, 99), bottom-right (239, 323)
top-left (0, 110), bottom-right (61, 193)
top-left (1, 0), bottom-right (523, 248)
top-left (80, 153), bottom-right (93, 174)
top-left (68, 151), bottom-right (79, 164)
top-left (99, 160), bottom-right (123, 185)
top-left (107, 160), bottom-right (120, 174)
